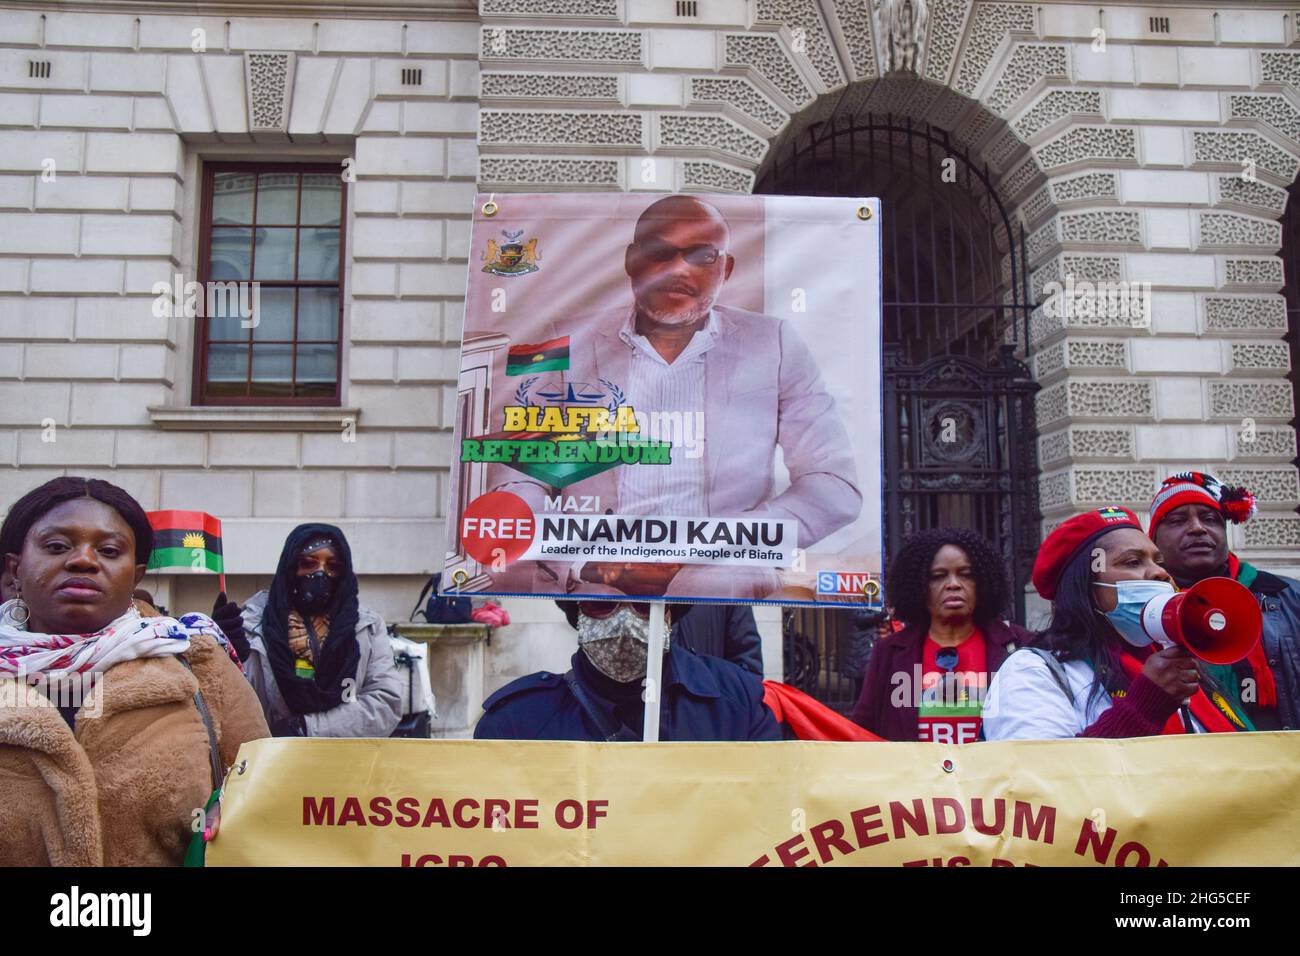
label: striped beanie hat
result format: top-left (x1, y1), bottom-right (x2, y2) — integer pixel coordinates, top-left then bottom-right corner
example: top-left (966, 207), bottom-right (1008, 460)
top-left (1149, 471), bottom-right (1257, 536)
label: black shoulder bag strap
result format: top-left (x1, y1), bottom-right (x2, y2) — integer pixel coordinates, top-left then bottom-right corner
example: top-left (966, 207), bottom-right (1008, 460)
top-left (562, 670), bottom-right (640, 742)
top-left (1025, 647), bottom-right (1075, 705)
top-left (409, 575), bottom-right (438, 622)
top-left (178, 654), bottom-right (224, 789)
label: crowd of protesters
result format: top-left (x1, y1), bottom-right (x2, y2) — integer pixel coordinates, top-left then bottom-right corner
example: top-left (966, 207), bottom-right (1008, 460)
top-left (0, 469), bottom-right (1296, 864)
top-left (854, 471), bottom-right (1299, 740)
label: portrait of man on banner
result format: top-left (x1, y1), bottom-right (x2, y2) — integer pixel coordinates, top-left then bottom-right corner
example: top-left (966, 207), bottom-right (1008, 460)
top-left (444, 193), bottom-right (882, 605)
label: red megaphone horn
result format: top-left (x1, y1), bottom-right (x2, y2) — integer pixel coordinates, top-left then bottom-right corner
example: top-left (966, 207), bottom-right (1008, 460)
top-left (1138, 577), bottom-right (1262, 665)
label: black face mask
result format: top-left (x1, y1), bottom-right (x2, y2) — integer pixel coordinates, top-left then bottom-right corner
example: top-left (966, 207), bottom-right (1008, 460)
top-left (292, 571), bottom-right (336, 613)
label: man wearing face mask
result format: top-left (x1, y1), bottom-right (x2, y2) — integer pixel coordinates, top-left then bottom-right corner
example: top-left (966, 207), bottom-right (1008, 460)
top-left (1149, 472), bottom-right (1300, 731)
top-left (473, 601), bottom-right (781, 741)
top-left (239, 524), bottom-right (402, 737)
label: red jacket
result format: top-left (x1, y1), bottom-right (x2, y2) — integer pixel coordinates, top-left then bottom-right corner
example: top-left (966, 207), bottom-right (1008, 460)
top-left (849, 618), bottom-right (1032, 741)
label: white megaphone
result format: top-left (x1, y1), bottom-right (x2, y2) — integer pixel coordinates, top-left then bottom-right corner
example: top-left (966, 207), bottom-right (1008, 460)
top-left (1138, 577), bottom-right (1262, 665)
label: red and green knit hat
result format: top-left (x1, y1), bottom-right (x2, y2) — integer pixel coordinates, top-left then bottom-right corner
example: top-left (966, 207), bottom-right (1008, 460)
top-left (1148, 471), bottom-right (1257, 536)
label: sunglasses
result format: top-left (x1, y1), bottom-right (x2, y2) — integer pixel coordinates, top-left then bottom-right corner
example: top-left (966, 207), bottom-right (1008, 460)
top-left (635, 239), bottom-right (726, 267)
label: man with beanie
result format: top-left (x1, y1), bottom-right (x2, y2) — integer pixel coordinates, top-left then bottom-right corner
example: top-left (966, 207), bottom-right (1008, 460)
top-left (474, 601), bottom-right (780, 741)
top-left (1149, 472), bottom-right (1300, 731)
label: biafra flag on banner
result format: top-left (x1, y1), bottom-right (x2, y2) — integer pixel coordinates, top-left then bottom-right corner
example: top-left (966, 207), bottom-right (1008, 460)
top-left (506, 336), bottom-right (569, 375)
top-left (147, 510), bottom-right (223, 573)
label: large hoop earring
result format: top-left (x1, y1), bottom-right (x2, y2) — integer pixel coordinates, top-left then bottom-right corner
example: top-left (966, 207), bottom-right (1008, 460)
top-left (11, 576), bottom-right (29, 626)
top-left (4, 595), bottom-right (30, 627)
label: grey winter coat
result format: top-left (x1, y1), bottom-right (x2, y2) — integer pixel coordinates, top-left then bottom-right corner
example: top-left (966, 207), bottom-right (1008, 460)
top-left (240, 590), bottom-right (402, 738)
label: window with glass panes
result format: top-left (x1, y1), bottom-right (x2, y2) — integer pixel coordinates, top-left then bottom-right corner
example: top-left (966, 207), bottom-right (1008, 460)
top-left (196, 164), bottom-right (345, 403)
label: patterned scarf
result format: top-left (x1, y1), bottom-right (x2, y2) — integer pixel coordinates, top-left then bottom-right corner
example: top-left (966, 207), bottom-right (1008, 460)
top-left (0, 601), bottom-right (217, 687)
top-left (1116, 649), bottom-right (1249, 734)
top-left (135, 596), bottom-right (243, 672)
top-left (287, 609), bottom-right (329, 676)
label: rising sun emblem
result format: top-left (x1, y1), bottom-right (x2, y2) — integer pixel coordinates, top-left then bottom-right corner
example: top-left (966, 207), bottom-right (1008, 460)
top-left (181, 532), bottom-right (206, 549)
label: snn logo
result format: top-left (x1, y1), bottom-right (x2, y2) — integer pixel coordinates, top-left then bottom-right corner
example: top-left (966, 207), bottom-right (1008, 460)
top-left (818, 571), bottom-right (877, 595)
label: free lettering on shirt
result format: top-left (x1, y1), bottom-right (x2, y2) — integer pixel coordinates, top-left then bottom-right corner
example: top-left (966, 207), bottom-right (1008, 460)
top-left (917, 630), bottom-right (988, 744)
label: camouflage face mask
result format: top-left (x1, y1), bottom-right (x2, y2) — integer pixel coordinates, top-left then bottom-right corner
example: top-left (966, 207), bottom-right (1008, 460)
top-left (576, 605), bottom-right (670, 684)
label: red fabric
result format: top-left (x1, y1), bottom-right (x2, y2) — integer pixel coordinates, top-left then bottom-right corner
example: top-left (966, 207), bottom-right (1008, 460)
top-left (147, 509), bottom-right (223, 536)
top-left (1032, 507), bottom-right (1143, 599)
top-left (1116, 651), bottom-right (1241, 734)
top-left (471, 602), bottom-right (510, 627)
top-left (763, 682), bottom-right (882, 741)
top-left (507, 336), bottom-right (569, 357)
top-left (1228, 554), bottom-right (1278, 709)
top-left (917, 631), bottom-right (987, 744)
top-left (1244, 631), bottom-right (1276, 709)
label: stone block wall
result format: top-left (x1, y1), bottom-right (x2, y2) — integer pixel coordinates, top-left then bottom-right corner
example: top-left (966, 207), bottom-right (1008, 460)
top-left (0, 3), bottom-right (478, 622)
top-left (475, 0), bottom-right (1300, 583)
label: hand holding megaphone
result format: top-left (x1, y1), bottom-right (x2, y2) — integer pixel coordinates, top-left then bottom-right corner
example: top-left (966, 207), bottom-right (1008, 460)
top-left (1141, 646), bottom-right (1202, 703)
top-left (1103, 576), bottom-right (1262, 665)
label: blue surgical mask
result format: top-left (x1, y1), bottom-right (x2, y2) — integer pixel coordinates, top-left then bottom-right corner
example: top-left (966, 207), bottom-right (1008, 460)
top-left (1095, 579), bottom-right (1176, 648)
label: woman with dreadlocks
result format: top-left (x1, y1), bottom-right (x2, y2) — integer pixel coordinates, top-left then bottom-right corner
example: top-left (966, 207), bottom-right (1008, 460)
top-left (849, 527), bottom-right (1032, 742)
top-left (240, 524), bottom-right (402, 737)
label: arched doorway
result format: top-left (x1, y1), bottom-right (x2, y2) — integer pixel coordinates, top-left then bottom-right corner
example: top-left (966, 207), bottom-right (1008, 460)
top-left (757, 109), bottom-right (1040, 711)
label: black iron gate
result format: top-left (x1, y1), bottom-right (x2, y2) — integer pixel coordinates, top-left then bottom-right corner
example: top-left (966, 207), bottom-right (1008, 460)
top-left (758, 111), bottom-right (1041, 711)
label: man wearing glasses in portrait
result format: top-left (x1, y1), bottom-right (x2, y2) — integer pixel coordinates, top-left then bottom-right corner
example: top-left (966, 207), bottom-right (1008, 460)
top-left (488, 195), bottom-right (862, 601)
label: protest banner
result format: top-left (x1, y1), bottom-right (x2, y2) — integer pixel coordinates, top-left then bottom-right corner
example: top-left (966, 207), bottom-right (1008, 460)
top-left (440, 193), bottom-right (883, 606)
top-left (208, 733), bottom-right (1300, 866)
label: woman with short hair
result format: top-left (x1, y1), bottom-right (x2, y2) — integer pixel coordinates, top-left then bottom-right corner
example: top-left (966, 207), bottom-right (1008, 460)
top-left (0, 477), bottom-right (268, 866)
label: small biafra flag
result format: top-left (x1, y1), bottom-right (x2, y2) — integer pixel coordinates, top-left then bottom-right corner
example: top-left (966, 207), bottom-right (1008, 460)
top-left (506, 336), bottom-right (570, 376)
top-left (147, 510), bottom-right (224, 573)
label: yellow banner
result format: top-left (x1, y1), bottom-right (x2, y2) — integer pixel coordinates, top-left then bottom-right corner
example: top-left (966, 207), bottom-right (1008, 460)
top-left (209, 733), bottom-right (1300, 867)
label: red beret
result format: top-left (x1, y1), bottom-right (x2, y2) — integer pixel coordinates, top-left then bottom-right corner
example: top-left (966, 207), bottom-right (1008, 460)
top-left (1032, 507), bottom-right (1143, 600)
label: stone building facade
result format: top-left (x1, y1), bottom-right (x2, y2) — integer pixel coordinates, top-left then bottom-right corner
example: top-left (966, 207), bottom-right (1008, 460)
top-left (0, 0), bottom-right (480, 618)
top-left (1, 0), bottom-right (1298, 728)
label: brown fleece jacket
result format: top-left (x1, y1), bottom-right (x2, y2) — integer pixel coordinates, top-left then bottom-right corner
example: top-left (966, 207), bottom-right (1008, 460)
top-left (0, 633), bottom-right (269, 866)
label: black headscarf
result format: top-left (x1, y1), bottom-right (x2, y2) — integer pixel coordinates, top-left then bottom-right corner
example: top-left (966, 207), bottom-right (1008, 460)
top-left (262, 523), bottom-right (362, 715)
